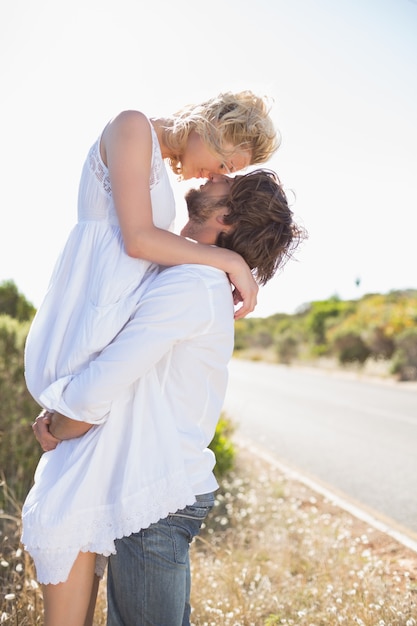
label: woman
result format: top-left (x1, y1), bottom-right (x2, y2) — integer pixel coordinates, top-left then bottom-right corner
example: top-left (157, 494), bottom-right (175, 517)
top-left (22, 90), bottom-right (278, 624)
top-left (25, 90), bottom-right (278, 403)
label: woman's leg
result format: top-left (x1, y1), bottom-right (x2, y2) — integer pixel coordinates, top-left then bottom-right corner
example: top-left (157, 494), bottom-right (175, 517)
top-left (42, 551), bottom-right (98, 626)
top-left (85, 573), bottom-right (101, 626)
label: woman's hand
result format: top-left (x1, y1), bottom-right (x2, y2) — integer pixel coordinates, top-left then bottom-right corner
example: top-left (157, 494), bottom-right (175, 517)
top-left (228, 260), bottom-right (259, 319)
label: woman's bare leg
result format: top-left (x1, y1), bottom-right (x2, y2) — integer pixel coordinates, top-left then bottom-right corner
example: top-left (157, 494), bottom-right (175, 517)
top-left (84, 574), bottom-right (101, 626)
top-left (42, 551), bottom-right (97, 626)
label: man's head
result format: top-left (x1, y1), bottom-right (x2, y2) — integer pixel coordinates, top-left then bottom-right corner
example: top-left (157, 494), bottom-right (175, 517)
top-left (182, 170), bottom-right (306, 285)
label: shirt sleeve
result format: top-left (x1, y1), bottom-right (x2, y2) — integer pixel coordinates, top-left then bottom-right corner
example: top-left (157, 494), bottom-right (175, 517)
top-left (40, 266), bottom-right (224, 423)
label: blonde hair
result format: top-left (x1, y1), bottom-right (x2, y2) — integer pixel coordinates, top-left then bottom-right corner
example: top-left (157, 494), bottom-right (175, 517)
top-left (162, 91), bottom-right (280, 176)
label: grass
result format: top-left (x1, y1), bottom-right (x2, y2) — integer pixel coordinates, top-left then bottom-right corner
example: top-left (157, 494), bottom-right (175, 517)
top-left (188, 443), bottom-right (417, 625)
top-left (1, 443), bottom-right (417, 625)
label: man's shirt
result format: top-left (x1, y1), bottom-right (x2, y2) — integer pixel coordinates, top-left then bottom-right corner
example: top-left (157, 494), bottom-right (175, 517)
top-left (40, 264), bottom-right (235, 493)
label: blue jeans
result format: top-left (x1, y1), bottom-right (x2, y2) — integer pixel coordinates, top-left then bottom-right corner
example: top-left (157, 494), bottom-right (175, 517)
top-left (106, 493), bottom-right (215, 626)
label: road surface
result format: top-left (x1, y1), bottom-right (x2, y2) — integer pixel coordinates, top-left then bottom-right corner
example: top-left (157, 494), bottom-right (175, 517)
top-left (222, 359), bottom-right (417, 536)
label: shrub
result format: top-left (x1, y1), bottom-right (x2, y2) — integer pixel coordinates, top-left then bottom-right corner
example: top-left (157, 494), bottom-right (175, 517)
top-left (233, 319), bottom-right (253, 351)
top-left (0, 316), bottom-right (40, 508)
top-left (305, 298), bottom-right (352, 346)
top-left (209, 415), bottom-right (236, 478)
top-left (275, 332), bottom-right (299, 364)
top-left (0, 280), bottom-right (36, 322)
top-left (367, 326), bottom-right (395, 359)
top-left (331, 331), bottom-right (371, 364)
top-left (391, 327), bottom-right (417, 381)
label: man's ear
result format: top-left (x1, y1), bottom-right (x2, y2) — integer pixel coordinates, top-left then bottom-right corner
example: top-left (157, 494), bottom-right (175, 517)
top-left (215, 213), bottom-right (233, 233)
top-left (215, 209), bottom-right (230, 225)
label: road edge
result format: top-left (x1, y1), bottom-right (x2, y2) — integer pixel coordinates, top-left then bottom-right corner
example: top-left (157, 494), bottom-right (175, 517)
top-left (238, 435), bottom-right (417, 555)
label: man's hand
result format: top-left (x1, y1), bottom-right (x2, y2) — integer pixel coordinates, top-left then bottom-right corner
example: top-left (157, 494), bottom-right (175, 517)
top-left (32, 410), bottom-right (61, 452)
top-left (32, 409), bottom-right (94, 452)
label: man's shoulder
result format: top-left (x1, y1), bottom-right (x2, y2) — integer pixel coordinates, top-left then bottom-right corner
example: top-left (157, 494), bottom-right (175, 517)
top-left (154, 264), bottom-right (232, 304)
top-left (158, 264), bottom-right (227, 282)
top-left (145, 264), bottom-right (234, 327)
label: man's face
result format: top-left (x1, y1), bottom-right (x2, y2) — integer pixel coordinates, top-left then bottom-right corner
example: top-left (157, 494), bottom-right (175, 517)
top-left (181, 175), bottom-right (234, 244)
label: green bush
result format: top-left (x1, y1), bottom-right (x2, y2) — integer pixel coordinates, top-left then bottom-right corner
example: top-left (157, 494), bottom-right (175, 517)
top-left (391, 327), bottom-right (417, 381)
top-left (233, 319), bottom-right (253, 351)
top-left (0, 316), bottom-right (41, 507)
top-left (209, 415), bottom-right (236, 478)
top-left (0, 280), bottom-right (36, 322)
top-left (305, 297), bottom-right (352, 346)
top-left (331, 331), bottom-right (371, 364)
top-left (275, 331), bottom-right (299, 364)
top-left (366, 326), bottom-right (395, 359)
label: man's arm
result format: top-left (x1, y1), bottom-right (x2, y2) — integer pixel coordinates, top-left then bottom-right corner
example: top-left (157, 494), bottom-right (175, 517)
top-left (32, 410), bottom-right (92, 451)
top-left (49, 411), bottom-right (93, 439)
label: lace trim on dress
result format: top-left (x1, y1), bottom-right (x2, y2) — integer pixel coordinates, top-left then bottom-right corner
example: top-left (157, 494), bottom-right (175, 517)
top-left (149, 125), bottom-right (163, 190)
top-left (89, 144), bottom-right (112, 196)
top-left (22, 469), bottom-right (195, 585)
top-left (88, 123), bottom-right (164, 197)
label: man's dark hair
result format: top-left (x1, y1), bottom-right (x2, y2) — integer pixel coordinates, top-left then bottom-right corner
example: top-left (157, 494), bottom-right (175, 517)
top-left (216, 169), bottom-right (306, 285)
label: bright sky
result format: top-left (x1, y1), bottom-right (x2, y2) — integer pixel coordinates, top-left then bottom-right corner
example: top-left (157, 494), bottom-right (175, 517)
top-left (1, 0), bottom-right (416, 317)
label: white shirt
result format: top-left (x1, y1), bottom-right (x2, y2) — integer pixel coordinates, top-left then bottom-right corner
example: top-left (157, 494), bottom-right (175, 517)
top-left (41, 263), bottom-right (235, 491)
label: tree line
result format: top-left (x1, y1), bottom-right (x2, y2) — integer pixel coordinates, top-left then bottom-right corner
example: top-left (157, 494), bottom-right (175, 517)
top-left (234, 288), bottom-right (417, 382)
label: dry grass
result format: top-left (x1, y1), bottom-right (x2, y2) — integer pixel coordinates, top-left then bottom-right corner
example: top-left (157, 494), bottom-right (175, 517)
top-left (0, 479), bottom-right (43, 624)
top-left (189, 444), bottom-right (417, 625)
top-left (1, 445), bottom-right (417, 625)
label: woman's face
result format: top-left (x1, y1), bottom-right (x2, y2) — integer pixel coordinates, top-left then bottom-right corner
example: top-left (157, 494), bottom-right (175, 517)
top-left (180, 131), bottom-right (251, 180)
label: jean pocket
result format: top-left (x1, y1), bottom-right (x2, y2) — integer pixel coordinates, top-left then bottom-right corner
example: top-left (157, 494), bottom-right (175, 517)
top-left (170, 502), bottom-right (214, 521)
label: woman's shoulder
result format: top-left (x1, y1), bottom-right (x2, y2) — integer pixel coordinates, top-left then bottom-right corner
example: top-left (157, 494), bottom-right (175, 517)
top-left (106, 109), bottom-right (151, 132)
top-left (100, 110), bottom-right (153, 165)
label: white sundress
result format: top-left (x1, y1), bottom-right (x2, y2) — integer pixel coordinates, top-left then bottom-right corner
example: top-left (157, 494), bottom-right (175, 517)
top-left (22, 121), bottom-right (196, 584)
top-left (25, 121), bottom-right (174, 400)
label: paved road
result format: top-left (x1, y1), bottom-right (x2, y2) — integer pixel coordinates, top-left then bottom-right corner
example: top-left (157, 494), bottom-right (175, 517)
top-left (223, 359), bottom-right (417, 535)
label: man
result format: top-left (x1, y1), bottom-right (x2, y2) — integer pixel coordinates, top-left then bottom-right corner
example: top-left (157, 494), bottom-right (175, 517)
top-left (31, 170), bottom-right (305, 626)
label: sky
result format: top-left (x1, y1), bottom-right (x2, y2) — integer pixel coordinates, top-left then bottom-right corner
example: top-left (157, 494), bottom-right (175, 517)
top-left (1, 0), bottom-right (416, 318)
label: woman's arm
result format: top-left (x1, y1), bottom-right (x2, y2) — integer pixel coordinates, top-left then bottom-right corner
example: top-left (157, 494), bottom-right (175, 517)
top-left (102, 111), bottom-right (258, 318)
